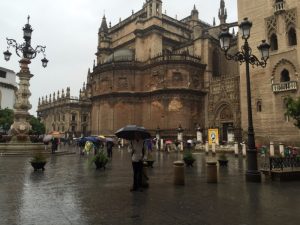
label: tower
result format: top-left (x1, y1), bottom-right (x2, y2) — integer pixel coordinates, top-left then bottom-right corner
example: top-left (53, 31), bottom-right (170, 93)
top-left (218, 0), bottom-right (227, 25)
top-left (96, 15), bottom-right (112, 64)
top-left (191, 4), bottom-right (199, 21)
top-left (146, 0), bottom-right (162, 18)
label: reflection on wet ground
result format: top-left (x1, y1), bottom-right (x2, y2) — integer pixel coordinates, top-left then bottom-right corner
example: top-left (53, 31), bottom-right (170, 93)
top-left (0, 148), bottom-right (299, 225)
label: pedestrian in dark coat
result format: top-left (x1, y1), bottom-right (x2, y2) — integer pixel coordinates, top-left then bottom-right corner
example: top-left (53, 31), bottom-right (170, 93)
top-left (51, 138), bottom-right (59, 154)
top-left (106, 141), bottom-right (114, 158)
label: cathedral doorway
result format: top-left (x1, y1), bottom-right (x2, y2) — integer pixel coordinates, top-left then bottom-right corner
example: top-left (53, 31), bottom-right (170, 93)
top-left (221, 122), bottom-right (234, 143)
top-left (214, 104), bottom-right (235, 144)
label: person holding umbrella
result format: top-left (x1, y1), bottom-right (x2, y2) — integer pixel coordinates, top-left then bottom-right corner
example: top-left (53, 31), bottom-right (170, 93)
top-left (115, 125), bottom-right (151, 192)
top-left (130, 132), bottom-right (146, 192)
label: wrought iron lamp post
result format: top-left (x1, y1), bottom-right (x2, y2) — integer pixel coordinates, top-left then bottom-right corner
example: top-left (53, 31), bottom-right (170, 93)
top-left (219, 17), bottom-right (270, 182)
top-left (3, 16), bottom-right (48, 142)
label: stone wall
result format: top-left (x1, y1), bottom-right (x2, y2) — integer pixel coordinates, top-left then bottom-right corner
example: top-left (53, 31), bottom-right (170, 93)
top-left (238, 0), bottom-right (300, 145)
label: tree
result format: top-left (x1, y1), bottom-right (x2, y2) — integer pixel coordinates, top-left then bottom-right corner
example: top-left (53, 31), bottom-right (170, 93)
top-left (0, 108), bottom-right (14, 134)
top-left (29, 115), bottom-right (45, 135)
top-left (285, 96), bottom-right (300, 129)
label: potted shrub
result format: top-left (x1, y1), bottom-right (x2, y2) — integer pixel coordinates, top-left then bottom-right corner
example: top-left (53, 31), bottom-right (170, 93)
top-left (145, 151), bottom-right (155, 168)
top-left (91, 151), bottom-right (109, 170)
top-left (218, 153), bottom-right (228, 166)
top-left (183, 151), bottom-right (196, 167)
top-left (30, 151), bottom-right (47, 171)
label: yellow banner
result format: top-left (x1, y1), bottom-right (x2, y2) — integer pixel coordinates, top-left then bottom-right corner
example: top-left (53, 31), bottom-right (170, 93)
top-left (208, 129), bottom-right (219, 145)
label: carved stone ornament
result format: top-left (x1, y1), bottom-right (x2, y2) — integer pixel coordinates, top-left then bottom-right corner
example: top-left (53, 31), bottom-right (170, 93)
top-left (118, 77), bottom-right (128, 88)
top-left (168, 98), bottom-right (183, 112)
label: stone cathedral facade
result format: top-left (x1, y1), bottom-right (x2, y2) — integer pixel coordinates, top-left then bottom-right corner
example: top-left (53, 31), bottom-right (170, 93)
top-left (38, 0), bottom-right (241, 142)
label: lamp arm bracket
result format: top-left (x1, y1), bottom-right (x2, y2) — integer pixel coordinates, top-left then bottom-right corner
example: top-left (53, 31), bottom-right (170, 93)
top-left (224, 50), bottom-right (246, 64)
top-left (6, 38), bottom-right (24, 58)
top-left (224, 49), bottom-right (268, 68)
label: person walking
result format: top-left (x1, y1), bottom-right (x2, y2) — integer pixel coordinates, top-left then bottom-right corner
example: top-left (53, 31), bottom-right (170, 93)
top-left (130, 132), bottom-right (146, 192)
top-left (106, 141), bottom-right (114, 158)
top-left (51, 138), bottom-right (59, 154)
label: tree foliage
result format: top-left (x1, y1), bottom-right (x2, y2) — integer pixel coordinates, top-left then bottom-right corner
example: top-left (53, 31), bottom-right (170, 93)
top-left (29, 115), bottom-right (45, 135)
top-left (285, 96), bottom-right (300, 129)
top-left (0, 108), bottom-right (14, 133)
top-left (0, 109), bottom-right (45, 135)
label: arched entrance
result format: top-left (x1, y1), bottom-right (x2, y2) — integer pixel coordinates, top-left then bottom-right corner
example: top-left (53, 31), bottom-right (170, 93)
top-left (214, 104), bottom-right (235, 143)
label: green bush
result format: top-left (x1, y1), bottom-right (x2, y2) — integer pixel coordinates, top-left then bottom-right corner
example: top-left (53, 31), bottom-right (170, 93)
top-left (91, 151), bottom-right (109, 165)
top-left (183, 151), bottom-right (195, 161)
top-left (30, 152), bottom-right (47, 163)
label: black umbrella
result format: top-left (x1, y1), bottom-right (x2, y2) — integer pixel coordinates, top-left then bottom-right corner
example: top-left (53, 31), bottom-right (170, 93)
top-left (115, 125), bottom-right (151, 140)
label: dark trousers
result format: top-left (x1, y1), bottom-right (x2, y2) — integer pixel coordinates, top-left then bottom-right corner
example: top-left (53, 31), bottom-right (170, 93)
top-left (132, 161), bottom-right (143, 190)
top-left (107, 148), bottom-right (112, 158)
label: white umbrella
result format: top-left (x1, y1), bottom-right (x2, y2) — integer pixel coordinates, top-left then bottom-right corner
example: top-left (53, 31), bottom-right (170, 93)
top-left (43, 135), bottom-right (52, 142)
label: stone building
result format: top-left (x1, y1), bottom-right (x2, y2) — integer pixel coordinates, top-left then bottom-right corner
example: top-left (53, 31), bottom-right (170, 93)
top-left (37, 0), bottom-right (240, 142)
top-left (0, 67), bottom-right (17, 109)
top-left (238, 0), bottom-right (300, 145)
top-left (37, 86), bottom-right (92, 137)
top-left (85, 0), bottom-right (240, 141)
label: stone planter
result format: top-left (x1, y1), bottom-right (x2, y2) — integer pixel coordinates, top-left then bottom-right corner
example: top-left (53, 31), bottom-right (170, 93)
top-left (31, 161), bottom-right (47, 171)
top-left (94, 161), bottom-right (107, 170)
top-left (183, 158), bottom-right (195, 167)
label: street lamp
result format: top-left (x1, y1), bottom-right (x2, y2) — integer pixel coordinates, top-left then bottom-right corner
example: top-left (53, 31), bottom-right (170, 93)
top-left (4, 16), bottom-right (48, 66)
top-left (3, 16), bottom-right (48, 142)
top-left (219, 17), bottom-right (270, 182)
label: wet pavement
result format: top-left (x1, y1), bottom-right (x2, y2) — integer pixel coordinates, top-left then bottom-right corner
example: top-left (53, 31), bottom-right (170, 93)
top-left (0, 147), bottom-right (300, 225)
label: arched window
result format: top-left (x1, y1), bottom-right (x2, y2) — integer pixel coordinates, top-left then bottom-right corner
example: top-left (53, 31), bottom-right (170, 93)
top-left (212, 49), bottom-right (220, 77)
top-left (288, 27), bottom-right (297, 46)
top-left (270, 33), bottom-right (278, 51)
top-left (71, 113), bottom-right (76, 121)
top-left (257, 100), bottom-right (262, 112)
top-left (280, 69), bottom-right (290, 82)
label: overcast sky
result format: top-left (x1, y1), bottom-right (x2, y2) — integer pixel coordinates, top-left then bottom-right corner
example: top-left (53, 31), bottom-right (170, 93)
top-left (0, 0), bottom-right (237, 115)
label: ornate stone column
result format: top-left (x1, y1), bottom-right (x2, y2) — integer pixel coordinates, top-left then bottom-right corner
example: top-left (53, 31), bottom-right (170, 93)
top-left (10, 59), bottom-right (33, 142)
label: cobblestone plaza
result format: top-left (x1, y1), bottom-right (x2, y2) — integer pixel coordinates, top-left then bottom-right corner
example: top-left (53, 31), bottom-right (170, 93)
top-left (1, 148), bottom-right (299, 225)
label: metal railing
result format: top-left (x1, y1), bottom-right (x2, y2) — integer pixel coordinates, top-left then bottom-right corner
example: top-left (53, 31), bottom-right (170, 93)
top-left (269, 157), bottom-right (300, 171)
top-left (146, 53), bottom-right (202, 64)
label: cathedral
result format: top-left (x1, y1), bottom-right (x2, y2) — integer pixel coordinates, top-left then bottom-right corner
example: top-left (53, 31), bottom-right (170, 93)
top-left (38, 0), bottom-right (241, 143)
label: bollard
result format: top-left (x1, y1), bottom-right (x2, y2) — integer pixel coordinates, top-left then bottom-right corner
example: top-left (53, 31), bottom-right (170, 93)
top-left (270, 141), bottom-right (274, 157)
top-left (234, 142), bottom-right (239, 157)
top-left (212, 142), bottom-right (216, 155)
top-left (160, 139), bottom-right (164, 151)
top-left (206, 161), bottom-right (217, 183)
top-left (279, 143), bottom-right (284, 156)
top-left (173, 161), bottom-right (185, 185)
top-left (242, 143), bottom-right (246, 157)
top-left (205, 141), bottom-right (209, 154)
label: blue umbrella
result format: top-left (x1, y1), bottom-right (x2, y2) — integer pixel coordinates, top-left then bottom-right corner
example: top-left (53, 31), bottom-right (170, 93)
top-left (79, 136), bottom-right (101, 145)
